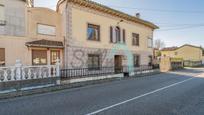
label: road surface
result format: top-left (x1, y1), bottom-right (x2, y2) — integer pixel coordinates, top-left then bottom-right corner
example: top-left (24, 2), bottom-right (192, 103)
top-left (0, 68), bottom-right (204, 115)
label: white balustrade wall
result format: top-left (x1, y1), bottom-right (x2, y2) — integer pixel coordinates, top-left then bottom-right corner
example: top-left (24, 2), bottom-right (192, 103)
top-left (0, 59), bottom-right (61, 82)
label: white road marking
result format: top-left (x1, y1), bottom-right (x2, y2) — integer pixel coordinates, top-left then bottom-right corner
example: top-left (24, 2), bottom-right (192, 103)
top-left (86, 77), bottom-right (195, 115)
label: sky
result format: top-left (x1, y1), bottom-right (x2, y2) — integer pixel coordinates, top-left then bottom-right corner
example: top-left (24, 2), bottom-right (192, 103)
top-left (34, 0), bottom-right (204, 47)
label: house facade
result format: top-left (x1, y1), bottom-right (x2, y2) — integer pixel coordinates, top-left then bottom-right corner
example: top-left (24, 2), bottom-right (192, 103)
top-left (0, 0), bottom-right (64, 66)
top-left (57, 0), bottom-right (158, 70)
top-left (0, 0), bottom-right (158, 71)
top-left (161, 44), bottom-right (204, 65)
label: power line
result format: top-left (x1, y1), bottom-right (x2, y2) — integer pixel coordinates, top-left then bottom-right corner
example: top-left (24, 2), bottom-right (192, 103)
top-left (157, 25), bottom-right (204, 31)
top-left (159, 24), bottom-right (204, 28)
top-left (108, 5), bottom-right (204, 14)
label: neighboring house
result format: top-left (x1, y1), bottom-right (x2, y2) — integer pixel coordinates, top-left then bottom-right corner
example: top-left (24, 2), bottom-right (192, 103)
top-left (57, 0), bottom-right (158, 70)
top-left (153, 48), bottom-right (161, 59)
top-left (161, 44), bottom-right (204, 66)
top-left (0, 0), bottom-right (64, 66)
top-left (153, 48), bottom-right (160, 66)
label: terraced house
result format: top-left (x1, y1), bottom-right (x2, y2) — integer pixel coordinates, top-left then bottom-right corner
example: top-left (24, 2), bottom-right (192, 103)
top-left (0, 0), bottom-right (64, 66)
top-left (57, 0), bottom-right (158, 70)
top-left (0, 0), bottom-right (158, 71)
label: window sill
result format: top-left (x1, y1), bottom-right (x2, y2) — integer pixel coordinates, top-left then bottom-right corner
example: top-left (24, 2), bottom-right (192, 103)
top-left (87, 39), bottom-right (100, 42)
top-left (133, 45), bottom-right (140, 47)
top-left (110, 42), bottom-right (126, 44)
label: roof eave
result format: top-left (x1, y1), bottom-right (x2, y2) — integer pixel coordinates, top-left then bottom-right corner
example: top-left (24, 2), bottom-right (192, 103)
top-left (57, 0), bottom-right (159, 29)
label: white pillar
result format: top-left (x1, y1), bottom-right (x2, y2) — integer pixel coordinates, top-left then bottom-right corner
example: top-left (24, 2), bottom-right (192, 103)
top-left (47, 49), bottom-right (51, 65)
top-left (15, 59), bottom-right (22, 80)
top-left (56, 58), bottom-right (60, 77)
top-left (55, 58), bottom-right (61, 85)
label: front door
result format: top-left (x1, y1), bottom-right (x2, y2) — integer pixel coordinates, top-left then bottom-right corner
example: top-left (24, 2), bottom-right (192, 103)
top-left (114, 55), bottom-right (123, 73)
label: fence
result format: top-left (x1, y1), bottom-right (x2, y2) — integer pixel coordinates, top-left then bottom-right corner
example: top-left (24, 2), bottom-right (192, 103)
top-left (61, 65), bottom-right (159, 79)
top-left (0, 59), bottom-right (60, 83)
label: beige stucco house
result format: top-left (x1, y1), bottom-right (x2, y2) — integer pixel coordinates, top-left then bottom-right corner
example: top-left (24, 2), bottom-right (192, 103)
top-left (161, 44), bottom-right (204, 66)
top-left (1, 0), bottom-right (158, 71)
top-left (0, 0), bottom-right (64, 66)
top-left (57, 0), bottom-right (158, 70)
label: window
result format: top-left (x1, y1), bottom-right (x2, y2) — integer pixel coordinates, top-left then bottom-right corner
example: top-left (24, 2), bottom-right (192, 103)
top-left (37, 24), bottom-right (56, 36)
top-left (0, 48), bottom-right (5, 66)
top-left (115, 26), bottom-right (121, 43)
top-left (0, 4), bottom-right (6, 26)
top-left (51, 50), bottom-right (60, 65)
top-left (88, 54), bottom-right (100, 70)
top-left (87, 24), bottom-right (100, 41)
top-left (132, 33), bottom-right (139, 46)
top-left (32, 50), bottom-right (47, 65)
top-left (148, 38), bottom-right (153, 48)
top-left (110, 26), bottom-right (126, 44)
top-left (133, 54), bottom-right (140, 67)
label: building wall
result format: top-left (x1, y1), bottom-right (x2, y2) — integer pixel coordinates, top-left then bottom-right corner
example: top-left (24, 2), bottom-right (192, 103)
top-left (70, 5), bottom-right (153, 51)
top-left (0, 36), bottom-right (31, 66)
top-left (27, 7), bottom-right (63, 41)
top-left (161, 51), bottom-right (176, 58)
top-left (161, 46), bottom-right (203, 61)
top-left (0, 0), bottom-right (27, 36)
top-left (0, 6), bottom-right (63, 66)
top-left (176, 46), bottom-right (202, 61)
top-left (61, 4), bottom-right (154, 68)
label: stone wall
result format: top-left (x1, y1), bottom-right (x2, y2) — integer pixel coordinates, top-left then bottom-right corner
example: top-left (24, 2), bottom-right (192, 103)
top-left (65, 46), bottom-right (152, 69)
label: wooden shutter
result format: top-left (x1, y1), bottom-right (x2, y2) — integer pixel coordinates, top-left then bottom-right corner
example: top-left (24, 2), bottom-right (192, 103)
top-left (112, 27), bottom-right (116, 43)
top-left (123, 29), bottom-right (126, 43)
top-left (0, 48), bottom-right (5, 66)
top-left (110, 26), bottom-right (113, 43)
top-left (118, 27), bottom-right (121, 42)
top-left (136, 34), bottom-right (140, 46)
top-left (132, 33), bottom-right (135, 45)
top-left (32, 50), bottom-right (47, 65)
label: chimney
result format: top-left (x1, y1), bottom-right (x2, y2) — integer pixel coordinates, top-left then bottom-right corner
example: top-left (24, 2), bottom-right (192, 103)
top-left (136, 13), bottom-right (140, 18)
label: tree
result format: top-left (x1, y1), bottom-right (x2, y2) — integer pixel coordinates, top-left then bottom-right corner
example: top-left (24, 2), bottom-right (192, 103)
top-left (154, 39), bottom-right (165, 49)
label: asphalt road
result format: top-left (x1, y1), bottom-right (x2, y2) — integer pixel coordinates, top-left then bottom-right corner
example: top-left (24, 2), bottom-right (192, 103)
top-left (1, 68), bottom-right (204, 115)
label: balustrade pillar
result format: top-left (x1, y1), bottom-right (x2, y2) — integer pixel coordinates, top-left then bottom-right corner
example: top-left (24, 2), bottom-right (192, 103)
top-left (56, 58), bottom-right (61, 77)
top-left (15, 59), bottom-right (22, 80)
